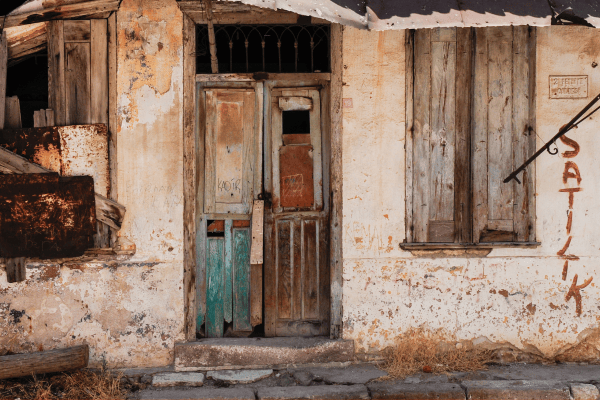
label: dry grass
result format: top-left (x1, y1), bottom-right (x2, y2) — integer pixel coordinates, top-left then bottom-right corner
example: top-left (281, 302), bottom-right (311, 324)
top-left (382, 328), bottom-right (496, 379)
top-left (0, 369), bottom-right (129, 400)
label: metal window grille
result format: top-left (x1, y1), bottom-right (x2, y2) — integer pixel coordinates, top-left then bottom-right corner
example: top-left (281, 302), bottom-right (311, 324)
top-left (196, 24), bottom-right (330, 73)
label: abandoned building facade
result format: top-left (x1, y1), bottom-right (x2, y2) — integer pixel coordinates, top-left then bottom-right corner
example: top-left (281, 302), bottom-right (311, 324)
top-left (2, 0), bottom-right (600, 368)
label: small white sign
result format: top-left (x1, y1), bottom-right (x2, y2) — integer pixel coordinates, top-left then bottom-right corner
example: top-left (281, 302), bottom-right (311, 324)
top-left (549, 75), bottom-right (588, 99)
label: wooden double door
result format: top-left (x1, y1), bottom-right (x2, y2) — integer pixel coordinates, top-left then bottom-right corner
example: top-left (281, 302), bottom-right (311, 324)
top-left (199, 78), bottom-right (330, 338)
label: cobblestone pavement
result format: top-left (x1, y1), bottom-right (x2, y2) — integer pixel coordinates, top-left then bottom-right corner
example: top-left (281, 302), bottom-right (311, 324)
top-left (122, 363), bottom-right (600, 399)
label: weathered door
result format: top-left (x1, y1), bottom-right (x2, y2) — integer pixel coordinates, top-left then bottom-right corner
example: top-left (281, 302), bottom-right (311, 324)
top-left (264, 87), bottom-right (330, 337)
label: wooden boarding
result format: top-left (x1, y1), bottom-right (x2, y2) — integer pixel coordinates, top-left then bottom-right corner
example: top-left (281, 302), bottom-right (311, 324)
top-left (6, 257), bottom-right (26, 283)
top-left (0, 345), bottom-right (89, 380)
top-left (233, 228), bottom-right (251, 331)
top-left (224, 219), bottom-right (233, 323)
top-left (4, 1), bottom-right (120, 28)
top-left (0, 31), bottom-right (7, 130)
top-left (33, 109), bottom-right (55, 127)
top-left (250, 200), bottom-right (264, 264)
top-left (206, 238), bottom-right (225, 337)
top-left (5, 96), bottom-right (22, 129)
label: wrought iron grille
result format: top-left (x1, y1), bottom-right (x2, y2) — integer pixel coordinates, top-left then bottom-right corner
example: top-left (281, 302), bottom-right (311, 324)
top-left (196, 24), bottom-right (330, 74)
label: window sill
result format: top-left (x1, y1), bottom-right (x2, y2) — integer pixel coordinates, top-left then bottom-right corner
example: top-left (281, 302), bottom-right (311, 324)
top-left (1, 248), bottom-right (136, 266)
top-left (400, 242), bottom-right (541, 258)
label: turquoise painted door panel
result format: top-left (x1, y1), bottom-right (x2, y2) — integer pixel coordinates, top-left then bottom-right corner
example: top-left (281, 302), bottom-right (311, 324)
top-left (233, 228), bottom-right (252, 331)
top-left (206, 237), bottom-right (224, 337)
top-left (224, 219), bottom-right (234, 323)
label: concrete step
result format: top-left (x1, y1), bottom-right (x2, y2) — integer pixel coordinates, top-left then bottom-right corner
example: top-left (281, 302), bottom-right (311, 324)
top-left (174, 337), bottom-right (355, 371)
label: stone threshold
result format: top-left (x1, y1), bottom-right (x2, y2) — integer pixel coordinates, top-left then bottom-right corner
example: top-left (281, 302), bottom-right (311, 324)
top-left (174, 337), bottom-right (355, 371)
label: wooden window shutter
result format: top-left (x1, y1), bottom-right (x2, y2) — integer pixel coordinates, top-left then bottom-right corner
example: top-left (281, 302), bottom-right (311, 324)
top-left (408, 28), bottom-right (472, 243)
top-left (48, 20), bottom-right (108, 126)
top-left (472, 26), bottom-right (536, 243)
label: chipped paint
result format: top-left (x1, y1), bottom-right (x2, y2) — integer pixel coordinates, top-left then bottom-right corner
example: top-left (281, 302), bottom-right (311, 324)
top-left (341, 26), bottom-right (600, 362)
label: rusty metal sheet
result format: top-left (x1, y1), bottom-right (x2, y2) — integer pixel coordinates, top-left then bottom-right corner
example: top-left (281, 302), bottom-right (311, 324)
top-left (279, 145), bottom-right (314, 208)
top-left (0, 126), bottom-right (62, 172)
top-left (0, 173), bottom-right (96, 259)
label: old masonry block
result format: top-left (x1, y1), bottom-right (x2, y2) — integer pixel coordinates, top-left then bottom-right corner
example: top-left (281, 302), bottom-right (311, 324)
top-left (367, 382), bottom-right (466, 400)
top-left (207, 369), bottom-right (273, 383)
top-left (463, 380), bottom-right (571, 400)
top-left (152, 372), bottom-right (205, 387)
top-left (257, 385), bottom-right (369, 400)
top-left (571, 384), bottom-right (600, 400)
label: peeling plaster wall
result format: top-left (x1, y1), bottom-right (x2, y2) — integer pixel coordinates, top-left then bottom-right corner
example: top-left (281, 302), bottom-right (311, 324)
top-left (0, 0), bottom-right (185, 368)
top-left (341, 26), bottom-right (600, 361)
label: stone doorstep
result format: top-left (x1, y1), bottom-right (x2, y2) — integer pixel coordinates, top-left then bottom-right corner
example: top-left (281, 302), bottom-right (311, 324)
top-left (367, 382), bottom-right (466, 400)
top-left (256, 385), bottom-right (370, 399)
top-left (174, 337), bottom-right (355, 371)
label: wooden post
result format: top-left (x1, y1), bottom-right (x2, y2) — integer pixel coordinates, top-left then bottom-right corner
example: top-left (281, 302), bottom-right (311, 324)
top-left (203, 0), bottom-right (219, 73)
top-left (0, 345), bottom-right (89, 379)
top-left (6, 257), bottom-right (26, 283)
top-left (0, 30), bottom-right (7, 129)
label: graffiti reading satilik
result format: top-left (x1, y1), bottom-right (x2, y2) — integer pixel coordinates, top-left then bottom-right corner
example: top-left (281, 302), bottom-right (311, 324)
top-left (557, 133), bottom-right (592, 316)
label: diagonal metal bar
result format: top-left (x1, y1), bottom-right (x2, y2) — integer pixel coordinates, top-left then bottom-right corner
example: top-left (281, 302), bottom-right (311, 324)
top-left (504, 92), bottom-right (600, 184)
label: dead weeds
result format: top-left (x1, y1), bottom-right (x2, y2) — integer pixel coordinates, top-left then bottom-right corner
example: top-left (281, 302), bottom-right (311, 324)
top-left (382, 328), bottom-right (496, 379)
top-left (0, 369), bottom-right (129, 400)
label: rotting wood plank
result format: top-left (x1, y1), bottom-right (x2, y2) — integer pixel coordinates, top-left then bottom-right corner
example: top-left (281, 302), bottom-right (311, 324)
top-left (6, 257), bottom-right (26, 283)
top-left (486, 27), bottom-right (513, 223)
top-left (250, 200), bottom-right (264, 264)
top-left (5, 96), bottom-right (22, 129)
top-left (224, 219), bottom-right (233, 323)
top-left (405, 30), bottom-right (414, 243)
top-left (46, 109), bottom-right (55, 126)
top-left (526, 27), bottom-right (537, 243)
top-left (277, 220), bottom-right (292, 320)
top-left (48, 20), bottom-right (66, 126)
top-left (412, 29), bottom-right (432, 243)
top-left (303, 219), bottom-right (318, 319)
top-left (206, 237), bottom-right (225, 337)
top-left (90, 19), bottom-right (108, 125)
top-left (455, 27), bottom-right (472, 243)
top-left (108, 12), bottom-right (118, 209)
top-left (65, 42), bottom-right (91, 125)
top-left (63, 20), bottom-right (91, 42)
top-left (0, 345), bottom-right (89, 380)
top-left (329, 23), bottom-right (343, 339)
top-left (33, 110), bottom-right (46, 127)
top-left (233, 228), bottom-right (251, 331)
top-left (292, 220), bottom-right (302, 320)
top-left (429, 29), bottom-right (456, 242)
top-left (472, 28), bottom-right (489, 244)
top-left (4, 1), bottom-right (120, 28)
top-left (94, 193), bottom-right (126, 230)
top-left (250, 262), bottom-right (262, 326)
top-left (318, 218), bottom-right (330, 336)
top-left (0, 30), bottom-right (6, 130)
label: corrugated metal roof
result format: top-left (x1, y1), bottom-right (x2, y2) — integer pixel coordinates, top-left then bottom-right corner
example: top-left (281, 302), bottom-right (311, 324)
top-left (227, 0), bottom-right (600, 29)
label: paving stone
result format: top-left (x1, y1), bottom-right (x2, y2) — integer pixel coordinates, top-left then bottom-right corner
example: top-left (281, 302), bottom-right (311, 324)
top-left (291, 363), bottom-right (387, 385)
top-left (571, 383), bottom-right (600, 400)
top-left (152, 372), bottom-right (205, 387)
top-left (368, 382), bottom-right (466, 399)
top-left (132, 387), bottom-right (255, 399)
top-left (469, 364), bottom-right (600, 383)
top-left (257, 384), bottom-right (369, 399)
top-left (290, 369), bottom-right (314, 385)
top-left (463, 380), bottom-right (571, 400)
top-left (207, 369), bottom-right (274, 383)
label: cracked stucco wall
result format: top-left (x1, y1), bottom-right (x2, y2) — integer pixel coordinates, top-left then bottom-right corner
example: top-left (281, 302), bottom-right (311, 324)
top-left (0, 0), bottom-right (185, 368)
top-left (341, 26), bottom-right (600, 361)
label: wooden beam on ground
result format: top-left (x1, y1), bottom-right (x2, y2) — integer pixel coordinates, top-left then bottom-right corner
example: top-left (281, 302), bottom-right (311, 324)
top-left (6, 257), bottom-right (26, 283)
top-left (4, 1), bottom-right (120, 29)
top-left (0, 146), bottom-right (126, 229)
top-left (0, 345), bottom-right (89, 379)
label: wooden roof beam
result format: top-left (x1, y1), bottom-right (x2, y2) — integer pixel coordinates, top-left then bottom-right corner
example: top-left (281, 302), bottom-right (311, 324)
top-left (1, 0), bottom-right (120, 29)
